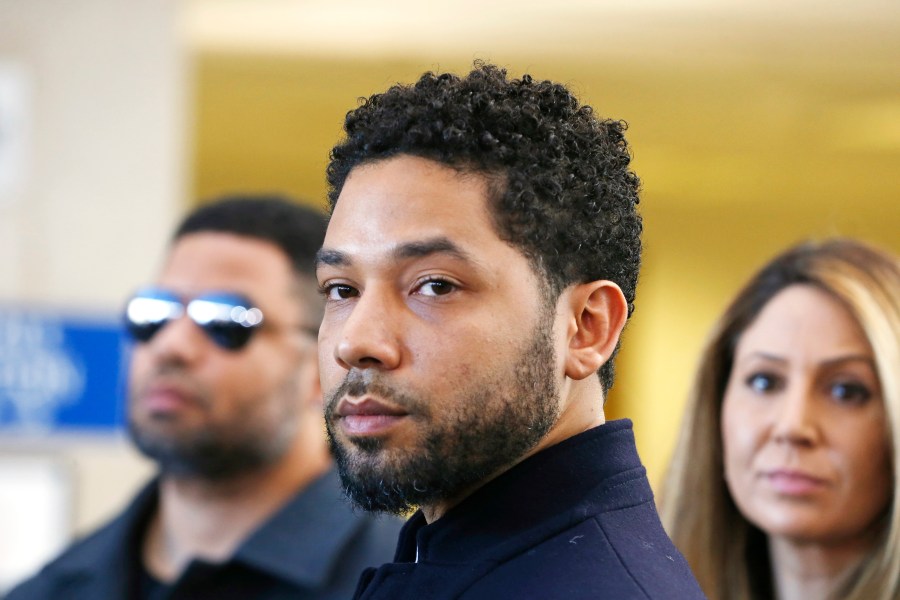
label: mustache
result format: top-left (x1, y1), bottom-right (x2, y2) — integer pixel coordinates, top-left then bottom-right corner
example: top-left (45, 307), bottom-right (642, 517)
top-left (324, 371), bottom-right (426, 416)
top-left (341, 371), bottom-right (375, 398)
top-left (131, 363), bottom-right (211, 409)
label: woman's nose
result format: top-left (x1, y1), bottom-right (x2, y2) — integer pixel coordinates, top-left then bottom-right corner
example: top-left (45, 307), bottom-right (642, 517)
top-left (770, 383), bottom-right (819, 447)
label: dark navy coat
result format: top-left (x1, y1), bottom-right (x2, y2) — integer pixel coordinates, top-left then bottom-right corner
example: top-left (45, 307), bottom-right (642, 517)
top-left (5, 468), bottom-right (402, 600)
top-left (353, 420), bottom-right (706, 599)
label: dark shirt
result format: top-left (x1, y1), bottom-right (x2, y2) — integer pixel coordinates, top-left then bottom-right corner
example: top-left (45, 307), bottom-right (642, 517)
top-left (354, 420), bottom-right (705, 599)
top-left (5, 468), bottom-right (402, 600)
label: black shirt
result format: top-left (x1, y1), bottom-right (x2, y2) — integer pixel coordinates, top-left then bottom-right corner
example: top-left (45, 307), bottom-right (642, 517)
top-left (6, 468), bottom-right (402, 600)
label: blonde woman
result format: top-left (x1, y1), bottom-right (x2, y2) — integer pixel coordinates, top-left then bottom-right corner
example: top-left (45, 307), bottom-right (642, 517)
top-left (661, 238), bottom-right (899, 600)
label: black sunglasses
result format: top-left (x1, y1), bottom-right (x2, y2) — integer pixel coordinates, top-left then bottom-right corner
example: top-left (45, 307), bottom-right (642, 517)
top-left (124, 288), bottom-right (265, 351)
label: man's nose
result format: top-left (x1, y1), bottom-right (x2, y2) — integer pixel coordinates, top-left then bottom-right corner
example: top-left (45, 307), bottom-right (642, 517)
top-left (334, 287), bottom-right (402, 372)
top-left (144, 315), bottom-right (206, 366)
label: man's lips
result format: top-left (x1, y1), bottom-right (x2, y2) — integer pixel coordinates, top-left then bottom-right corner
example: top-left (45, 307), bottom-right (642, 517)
top-left (336, 397), bottom-right (407, 417)
top-left (335, 397), bottom-right (408, 436)
top-left (138, 383), bottom-right (199, 414)
top-left (762, 469), bottom-right (829, 496)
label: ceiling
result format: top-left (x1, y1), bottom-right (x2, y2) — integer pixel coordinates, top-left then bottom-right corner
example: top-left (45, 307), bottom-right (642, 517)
top-left (183, 0), bottom-right (900, 66)
top-left (188, 1), bottom-right (900, 211)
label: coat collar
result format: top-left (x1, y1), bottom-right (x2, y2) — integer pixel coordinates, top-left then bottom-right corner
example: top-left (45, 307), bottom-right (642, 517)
top-left (233, 467), bottom-right (370, 588)
top-left (398, 419), bottom-right (653, 564)
top-left (48, 468), bottom-right (369, 593)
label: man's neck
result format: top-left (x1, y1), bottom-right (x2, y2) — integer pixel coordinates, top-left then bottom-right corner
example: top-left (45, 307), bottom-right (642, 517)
top-left (142, 443), bottom-right (331, 582)
top-left (422, 391), bottom-right (606, 524)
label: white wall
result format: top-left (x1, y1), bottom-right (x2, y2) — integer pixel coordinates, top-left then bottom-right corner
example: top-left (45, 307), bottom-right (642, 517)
top-left (0, 0), bottom-right (185, 589)
top-left (0, 0), bottom-right (185, 306)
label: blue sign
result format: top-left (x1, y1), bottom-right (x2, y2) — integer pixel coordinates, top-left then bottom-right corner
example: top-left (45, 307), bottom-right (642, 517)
top-left (0, 308), bottom-right (127, 433)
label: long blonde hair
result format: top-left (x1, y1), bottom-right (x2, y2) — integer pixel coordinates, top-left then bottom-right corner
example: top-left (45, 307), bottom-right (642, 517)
top-left (660, 238), bottom-right (900, 600)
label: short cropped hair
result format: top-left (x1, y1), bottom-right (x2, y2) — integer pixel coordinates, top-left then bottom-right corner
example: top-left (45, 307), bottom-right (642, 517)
top-left (326, 63), bottom-right (642, 392)
top-left (174, 196), bottom-right (328, 319)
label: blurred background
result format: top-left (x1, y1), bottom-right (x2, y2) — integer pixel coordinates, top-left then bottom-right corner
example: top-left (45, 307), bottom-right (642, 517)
top-left (1, 0), bottom-right (898, 590)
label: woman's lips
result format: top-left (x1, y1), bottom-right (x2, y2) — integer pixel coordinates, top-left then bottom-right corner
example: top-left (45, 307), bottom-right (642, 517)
top-left (336, 397), bottom-right (408, 436)
top-left (763, 469), bottom-right (829, 496)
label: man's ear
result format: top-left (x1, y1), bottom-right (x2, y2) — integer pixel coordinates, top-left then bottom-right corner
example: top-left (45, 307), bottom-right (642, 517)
top-left (563, 280), bottom-right (629, 381)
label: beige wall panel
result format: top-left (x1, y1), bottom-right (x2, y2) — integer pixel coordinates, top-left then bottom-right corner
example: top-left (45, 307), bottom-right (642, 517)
top-left (0, 0), bottom-right (185, 586)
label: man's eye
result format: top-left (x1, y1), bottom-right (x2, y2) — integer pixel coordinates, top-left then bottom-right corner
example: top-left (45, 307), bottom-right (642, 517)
top-left (324, 284), bottom-right (358, 300)
top-left (746, 373), bottom-right (781, 394)
top-left (830, 381), bottom-right (872, 405)
top-left (416, 279), bottom-right (455, 297)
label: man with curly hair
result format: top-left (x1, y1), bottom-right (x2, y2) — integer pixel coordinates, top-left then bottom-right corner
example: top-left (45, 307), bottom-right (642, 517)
top-left (317, 64), bottom-right (704, 599)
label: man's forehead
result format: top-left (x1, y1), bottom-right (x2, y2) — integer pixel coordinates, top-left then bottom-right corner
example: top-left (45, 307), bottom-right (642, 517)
top-left (322, 155), bottom-right (505, 254)
top-left (160, 232), bottom-right (293, 293)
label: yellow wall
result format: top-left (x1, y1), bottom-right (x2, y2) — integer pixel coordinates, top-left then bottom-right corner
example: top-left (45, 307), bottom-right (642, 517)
top-left (191, 51), bottom-right (899, 486)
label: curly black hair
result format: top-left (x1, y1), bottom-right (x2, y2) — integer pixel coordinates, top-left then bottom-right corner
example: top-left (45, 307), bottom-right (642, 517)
top-left (326, 63), bottom-right (642, 392)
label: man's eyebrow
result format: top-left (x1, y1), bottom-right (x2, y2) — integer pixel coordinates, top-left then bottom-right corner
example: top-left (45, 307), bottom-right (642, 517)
top-left (393, 237), bottom-right (472, 262)
top-left (315, 248), bottom-right (350, 268)
top-left (316, 237), bottom-right (476, 269)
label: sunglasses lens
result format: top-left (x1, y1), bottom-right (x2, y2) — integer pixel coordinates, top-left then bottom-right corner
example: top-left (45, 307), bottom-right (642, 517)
top-left (187, 295), bottom-right (264, 351)
top-left (205, 323), bottom-right (255, 350)
top-left (124, 293), bottom-right (183, 342)
top-left (123, 290), bottom-right (263, 351)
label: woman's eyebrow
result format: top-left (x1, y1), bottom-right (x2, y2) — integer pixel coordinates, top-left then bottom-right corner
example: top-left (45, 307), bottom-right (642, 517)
top-left (738, 352), bottom-right (788, 365)
top-left (819, 354), bottom-right (876, 368)
top-left (736, 352), bottom-right (876, 368)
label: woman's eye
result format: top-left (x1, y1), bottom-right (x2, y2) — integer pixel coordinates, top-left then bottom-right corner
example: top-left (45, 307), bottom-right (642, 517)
top-left (830, 381), bottom-right (872, 404)
top-left (746, 373), bottom-right (781, 394)
top-left (416, 279), bottom-right (456, 297)
top-left (323, 284), bottom-right (358, 301)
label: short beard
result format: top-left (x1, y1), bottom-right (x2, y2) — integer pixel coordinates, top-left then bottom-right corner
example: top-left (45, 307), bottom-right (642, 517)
top-left (324, 315), bottom-right (559, 515)
top-left (128, 371), bottom-right (299, 482)
top-left (129, 418), bottom-right (294, 481)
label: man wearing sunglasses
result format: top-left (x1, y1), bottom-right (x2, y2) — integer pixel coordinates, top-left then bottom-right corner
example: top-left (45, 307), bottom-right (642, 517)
top-left (8, 197), bottom-right (401, 600)
top-left (317, 64), bottom-right (704, 598)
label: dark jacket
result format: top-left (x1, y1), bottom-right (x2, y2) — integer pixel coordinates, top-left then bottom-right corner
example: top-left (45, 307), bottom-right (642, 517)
top-left (354, 420), bottom-right (705, 599)
top-left (6, 468), bottom-right (402, 600)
